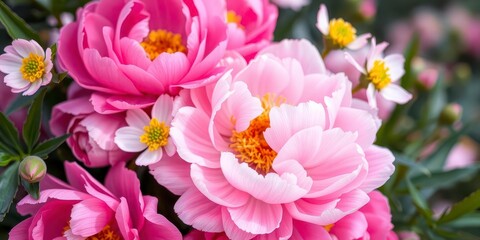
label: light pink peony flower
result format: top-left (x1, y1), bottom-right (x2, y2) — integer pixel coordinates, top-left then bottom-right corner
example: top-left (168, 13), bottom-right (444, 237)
top-left (317, 4), bottom-right (371, 50)
top-left (345, 38), bottom-right (412, 108)
top-left (0, 39), bottom-right (52, 96)
top-left (164, 39), bottom-right (394, 238)
top-left (9, 161), bottom-right (182, 240)
top-left (57, 0), bottom-right (228, 114)
top-left (115, 94), bottom-right (180, 166)
top-left (50, 84), bottom-right (134, 167)
top-left (271, 0), bottom-right (310, 11)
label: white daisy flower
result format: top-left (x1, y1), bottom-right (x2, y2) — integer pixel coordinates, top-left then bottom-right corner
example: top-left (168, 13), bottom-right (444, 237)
top-left (115, 94), bottom-right (176, 166)
top-left (317, 4), bottom-right (371, 50)
top-left (345, 38), bottom-right (413, 108)
top-left (0, 39), bottom-right (52, 96)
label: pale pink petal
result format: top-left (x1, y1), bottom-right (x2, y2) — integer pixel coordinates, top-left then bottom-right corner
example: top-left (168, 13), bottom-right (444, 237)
top-left (345, 52), bottom-right (367, 75)
top-left (140, 197), bottom-right (182, 240)
top-left (347, 33), bottom-right (371, 50)
top-left (149, 154), bottom-right (194, 195)
top-left (22, 79), bottom-right (42, 96)
top-left (170, 107), bottom-right (220, 168)
top-left (191, 164), bottom-right (250, 207)
top-left (4, 72), bottom-right (30, 89)
top-left (125, 109), bottom-right (150, 129)
top-left (264, 102), bottom-right (326, 152)
top-left (115, 197), bottom-right (133, 239)
top-left (227, 197), bottom-right (282, 234)
top-left (12, 39), bottom-right (39, 58)
top-left (175, 188), bottom-right (224, 232)
top-left (329, 211), bottom-right (367, 239)
top-left (316, 4), bottom-right (329, 35)
top-left (70, 198), bottom-right (113, 237)
top-left (17, 189), bottom-right (90, 215)
top-left (360, 145), bottom-right (395, 192)
top-left (333, 107), bottom-right (378, 148)
top-left (380, 84), bottom-right (412, 104)
top-left (222, 208), bottom-right (256, 239)
top-left (148, 52), bottom-right (189, 89)
top-left (152, 94), bottom-right (174, 123)
top-left (384, 54), bottom-right (405, 81)
top-left (114, 126), bottom-right (146, 152)
top-left (221, 152), bottom-right (310, 204)
top-left (164, 139), bottom-right (176, 156)
top-left (0, 53), bottom-right (22, 73)
top-left (366, 83), bottom-right (377, 108)
top-left (136, 149), bottom-right (163, 166)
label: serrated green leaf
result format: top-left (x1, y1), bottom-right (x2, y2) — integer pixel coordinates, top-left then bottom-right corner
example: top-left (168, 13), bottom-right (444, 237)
top-left (22, 89), bottom-right (47, 152)
top-left (0, 161), bottom-right (20, 222)
top-left (21, 179), bottom-right (39, 200)
top-left (0, 1), bottom-right (40, 42)
top-left (32, 134), bottom-right (69, 158)
top-left (0, 152), bottom-right (17, 167)
top-left (0, 112), bottom-right (22, 154)
top-left (4, 92), bottom-right (37, 116)
top-left (438, 188), bottom-right (480, 224)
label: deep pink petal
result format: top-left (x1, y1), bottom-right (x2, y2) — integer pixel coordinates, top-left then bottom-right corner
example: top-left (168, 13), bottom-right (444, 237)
top-left (70, 198), bottom-right (113, 237)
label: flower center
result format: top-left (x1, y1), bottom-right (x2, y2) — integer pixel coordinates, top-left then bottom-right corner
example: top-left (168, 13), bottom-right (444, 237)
top-left (229, 94), bottom-right (284, 174)
top-left (64, 224), bottom-right (121, 240)
top-left (368, 60), bottom-right (391, 90)
top-left (20, 53), bottom-right (45, 83)
top-left (324, 224), bottom-right (334, 232)
top-left (140, 29), bottom-right (187, 60)
top-left (328, 18), bottom-right (357, 48)
top-left (140, 118), bottom-right (170, 151)
top-left (226, 11), bottom-right (243, 28)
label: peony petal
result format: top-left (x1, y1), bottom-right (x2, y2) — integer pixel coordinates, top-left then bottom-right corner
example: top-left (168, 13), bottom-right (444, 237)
top-left (316, 4), bottom-right (330, 35)
top-left (114, 126), bottom-right (146, 152)
top-left (227, 197), bottom-right (283, 234)
top-left (136, 149), bottom-right (163, 166)
top-left (191, 164), bottom-right (249, 207)
top-left (140, 196), bottom-right (183, 239)
top-left (70, 198), bottom-right (113, 237)
top-left (148, 52), bottom-right (189, 89)
top-left (222, 207), bottom-right (257, 240)
top-left (333, 107), bottom-right (378, 148)
top-left (360, 145), bottom-right (395, 192)
top-left (149, 154), bottom-right (194, 195)
top-left (9, 218), bottom-right (33, 240)
top-left (290, 220), bottom-right (332, 240)
top-left (329, 212), bottom-right (367, 239)
top-left (380, 84), bottom-right (412, 104)
top-left (115, 197), bottom-right (133, 239)
top-left (175, 188), bottom-right (224, 232)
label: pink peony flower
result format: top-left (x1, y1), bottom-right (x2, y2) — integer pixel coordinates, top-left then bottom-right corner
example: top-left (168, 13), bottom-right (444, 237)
top-left (115, 94), bottom-right (181, 166)
top-left (345, 38), bottom-right (412, 108)
top-left (50, 84), bottom-right (134, 167)
top-left (271, 0), bottom-right (310, 11)
top-left (317, 4), bottom-right (371, 50)
top-left (9, 161), bottom-right (182, 240)
top-left (0, 39), bottom-right (52, 96)
top-left (57, 0), bottom-right (228, 114)
top-left (163, 39), bottom-right (395, 238)
top-left (212, 0), bottom-right (278, 60)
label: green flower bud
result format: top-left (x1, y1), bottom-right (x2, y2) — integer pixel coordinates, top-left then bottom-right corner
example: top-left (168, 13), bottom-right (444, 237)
top-left (439, 103), bottom-right (462, 126)
top-left (19, 156), bottom-right (47, 183)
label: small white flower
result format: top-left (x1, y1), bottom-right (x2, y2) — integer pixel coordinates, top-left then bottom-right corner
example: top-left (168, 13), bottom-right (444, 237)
top-left (115, 94), bottom-right (177, 166)
top-left (345, 38), bottom-right (413, 108)
top-left (0, 39), bottom-right (52, 96)
top-left (317, 4), bottom-right (371, 50)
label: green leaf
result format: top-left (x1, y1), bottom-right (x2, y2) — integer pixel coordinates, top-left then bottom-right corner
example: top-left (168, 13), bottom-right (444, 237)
top-left (21, 179), bottom-right (39, 200)
top-left (51, 71), bottom-right (69, 84)
top-left (22, 89), bottom-right (47, 152)
top-left (446, 213), bottom-right (480, 228)
top-left (4, 93), bottom-right (37, 116)
top-left (408, 165), bottom-right (480, 191)
top-left (0, 1), bottom-right (40, 42)
top-left (400, 33), bottom-right (420, 90)
top-left (406, 177), bottom-right (432, 219)
top-left (0, 161), bottom-right (20, 222)
top-left (438, 188), bottom-right (480, 224)
top-left (32, 134), bottom-right (70, 158)
top-left (394, 153), bottom-right (431, 176)
top-left (0, 152), bottom-right (17, 167)
top-left (0, 112), bottom-right (22, 154)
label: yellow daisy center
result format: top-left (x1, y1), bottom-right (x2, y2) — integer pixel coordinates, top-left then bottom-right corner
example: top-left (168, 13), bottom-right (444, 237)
top-left (368, 60), bottom-right (391, 90)
top-left (140, 118), bottom-right (170, 151)
top-left (328, 18), bottom-right (357, 48)
top-left (230, 94), bottom-right (285, 174)
top-left (20, 53), bottom-right (45, 83)
top-left (64, 224), bottom-right (121, 240)
top-left (140, 29), bottom-right (187, 60)
top-left (226, 11), bottom-right (243, 28)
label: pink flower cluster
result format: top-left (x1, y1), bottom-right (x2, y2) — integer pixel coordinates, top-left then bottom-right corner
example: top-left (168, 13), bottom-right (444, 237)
top-left (7, 0), bottom-right (408, 239)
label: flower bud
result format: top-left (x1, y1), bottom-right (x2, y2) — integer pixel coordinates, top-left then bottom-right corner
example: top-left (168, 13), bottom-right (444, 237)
top-left (439, 103), bottom-right (462, 125)
top-left (19, 156), bottom-right (47, 183)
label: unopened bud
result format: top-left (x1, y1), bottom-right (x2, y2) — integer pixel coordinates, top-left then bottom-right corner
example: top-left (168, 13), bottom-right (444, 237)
top-left (19, 156), bottom-right (47, 183)
top-left (439, 103), bottom-right (462, 125)
top-left (418, 68), bottom-right (438, 90)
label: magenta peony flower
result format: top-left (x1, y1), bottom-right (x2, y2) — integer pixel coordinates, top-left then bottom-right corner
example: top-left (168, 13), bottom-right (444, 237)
top-left (50, 84), bottom-right (134, 167)
top-left (9, 162), bottom-right (182, 240)
top-left (162, 39), bottom-right (394, 238)
top-left (57, 0), bottom-right (228, 113)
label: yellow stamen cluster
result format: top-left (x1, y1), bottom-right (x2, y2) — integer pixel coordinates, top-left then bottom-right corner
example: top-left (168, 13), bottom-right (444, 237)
top-left (230, 94), bottom-right (285, 174)
top-left (328, 18), bottom-right (357, 48)
top-left (226, 11), bottom-right (243, 28)
top-left (324, 224), bottom-right (334, 232)
top-left (140, 29), bottom-right (187, 60)
top-left (368, 60), bottom-right (391, 90)
top-left (64, 224), bottom-right (121, 240)
top-left (20, 53), bottom-right (45, 82)
top-left (140, 118), bottom-right (170, 151)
